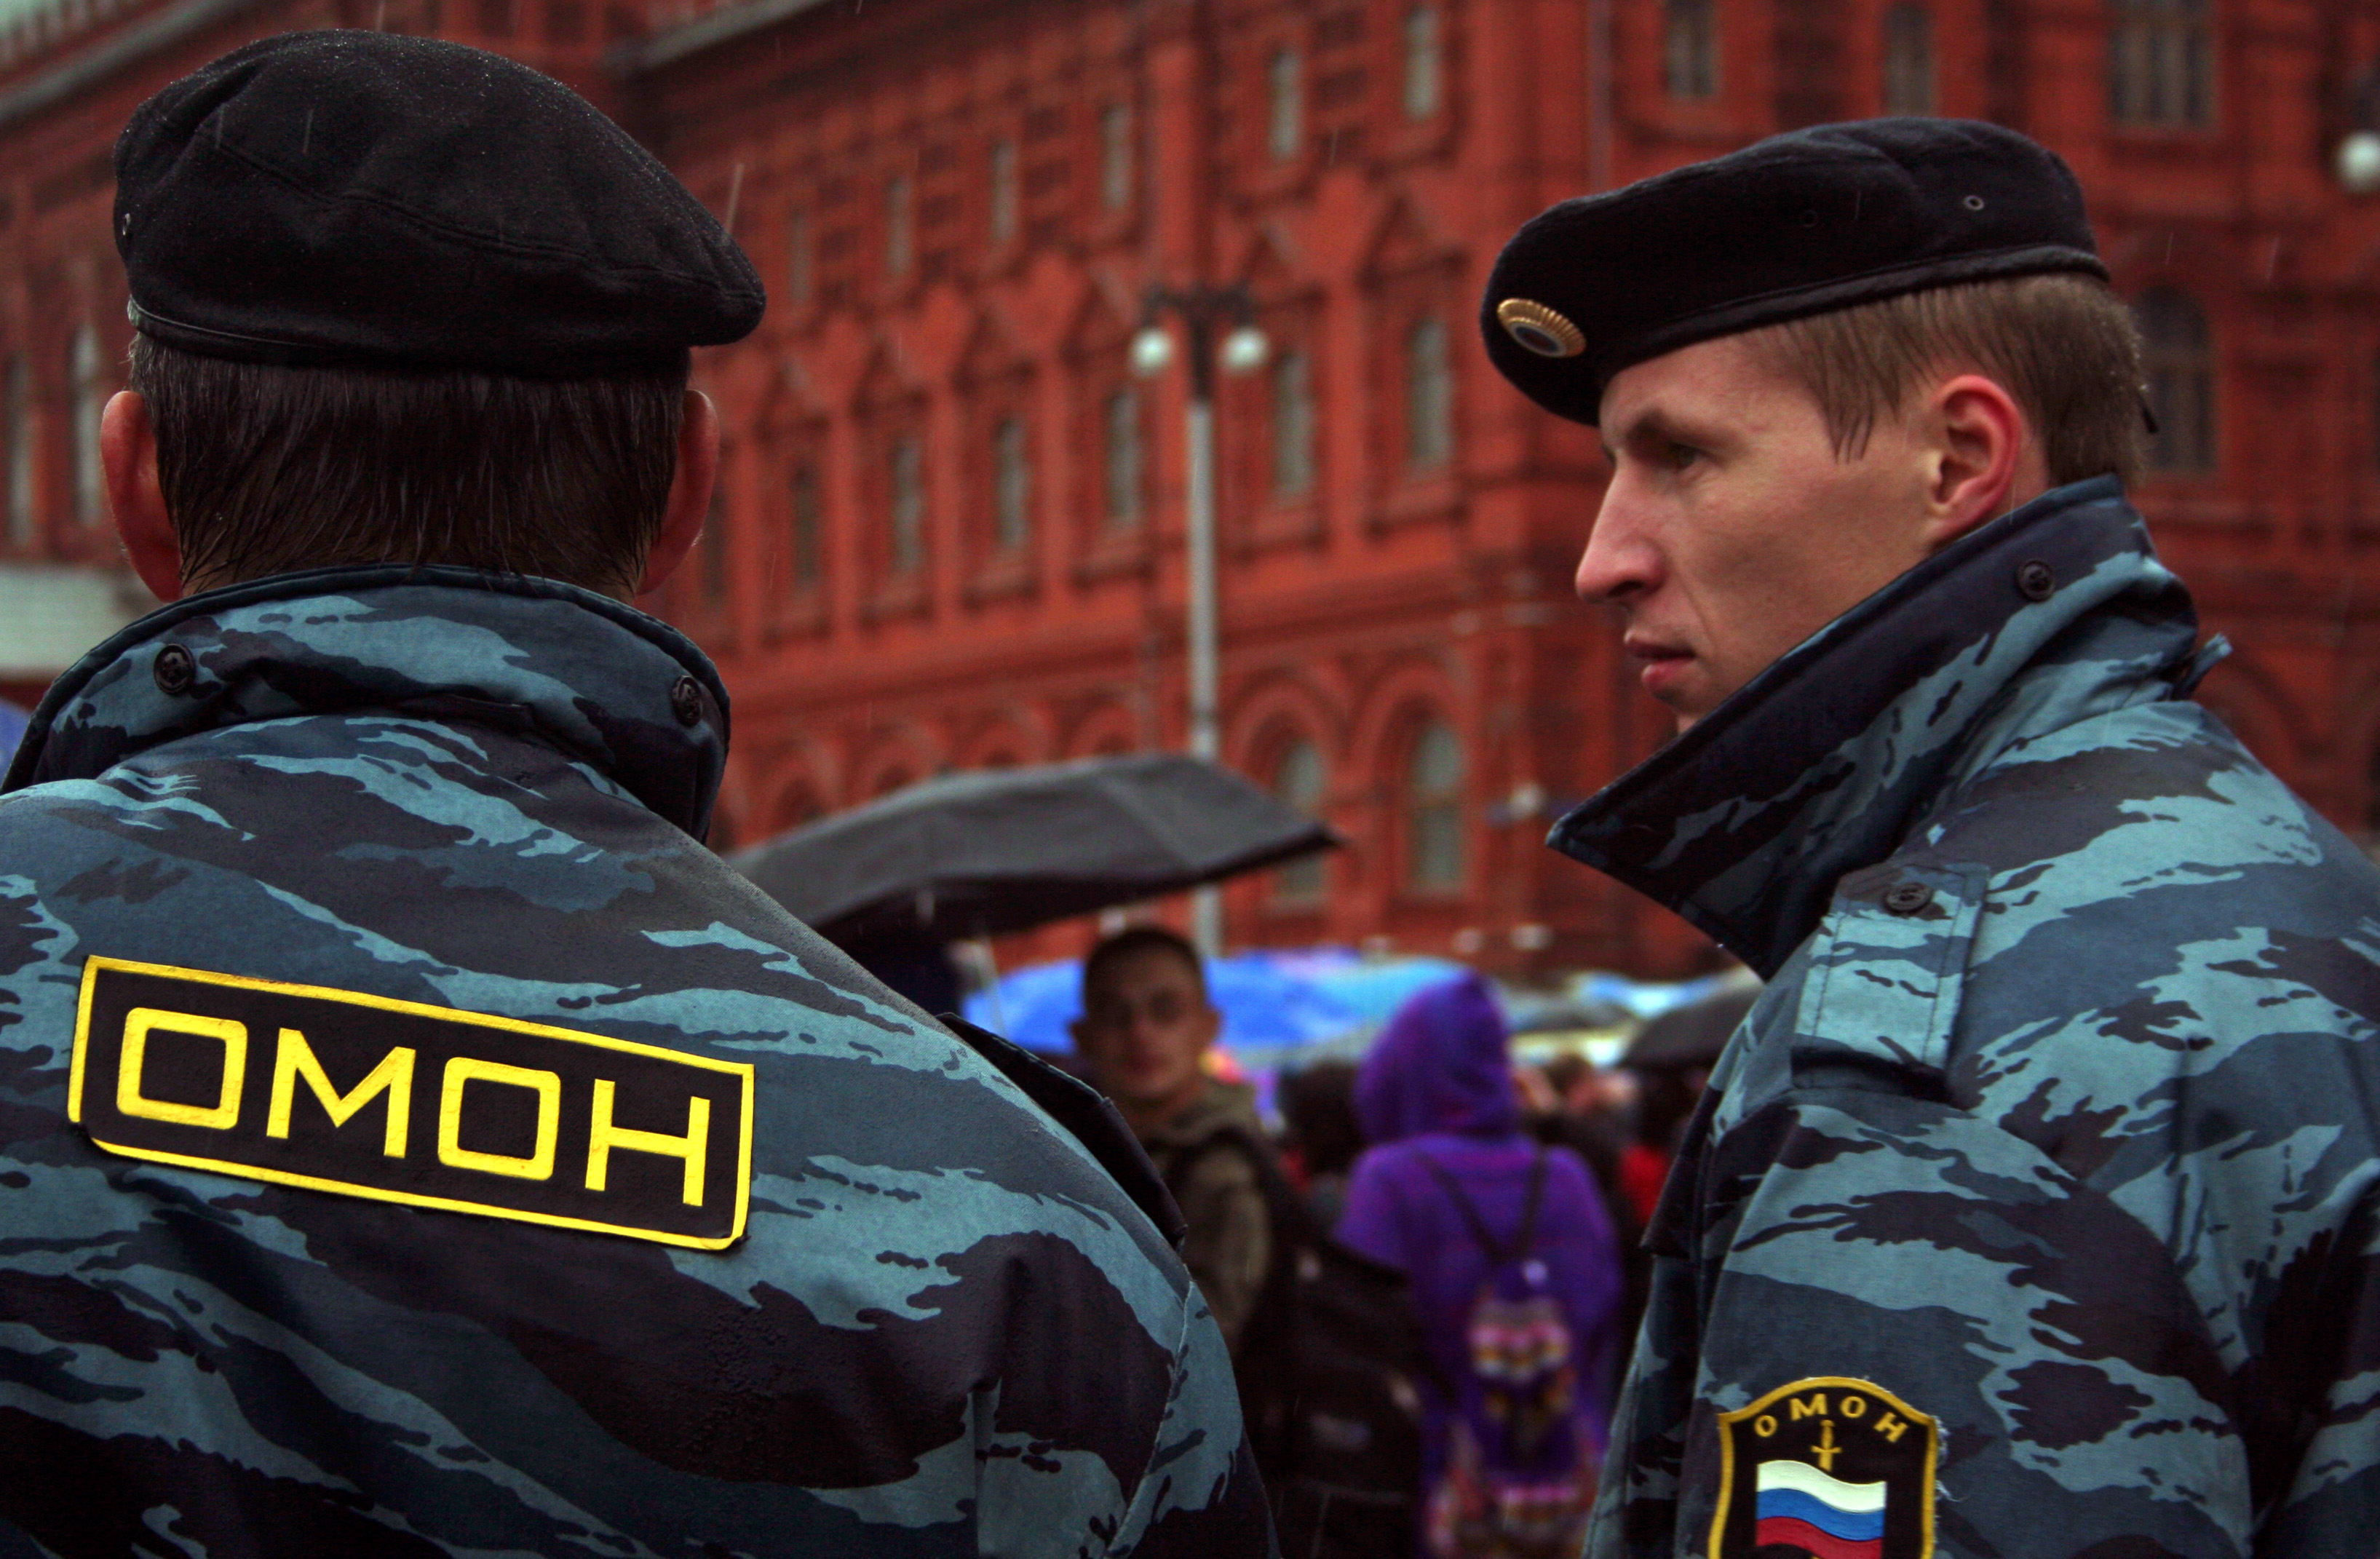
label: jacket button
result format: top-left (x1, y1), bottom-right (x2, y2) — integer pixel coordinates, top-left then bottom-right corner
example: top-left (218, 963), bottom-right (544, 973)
top-left (1883, 881), bottom-right (1934, 916)
top-left (669, 675), bottom-right (705, 728)
top-left (152, 643), bottom-right (196, 696)
top-left (2016, 559), bottom-right (2056, 601)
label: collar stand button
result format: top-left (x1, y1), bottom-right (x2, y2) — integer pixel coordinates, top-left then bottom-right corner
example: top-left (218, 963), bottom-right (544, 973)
top-left (670, 675), bottom-right (705, 728)
top-left (2016, 560), bottom-right (2056, 601)
top-left (153, 643), bottom-right (196, 696)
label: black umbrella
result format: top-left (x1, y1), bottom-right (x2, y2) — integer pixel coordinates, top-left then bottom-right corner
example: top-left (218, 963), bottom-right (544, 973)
top-left (731, 753), bottom-right (1339, 943)
top-left (1621, 982), bottom-right (1758, 1071)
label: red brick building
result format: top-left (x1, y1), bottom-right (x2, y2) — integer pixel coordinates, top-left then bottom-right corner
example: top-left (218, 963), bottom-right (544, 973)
top-left (0, 0), bottom-right (2376, 975)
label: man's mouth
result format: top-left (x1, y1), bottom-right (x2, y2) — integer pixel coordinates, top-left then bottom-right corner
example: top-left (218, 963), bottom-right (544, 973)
top-left (1624, 637), bottom-right (1694, 697)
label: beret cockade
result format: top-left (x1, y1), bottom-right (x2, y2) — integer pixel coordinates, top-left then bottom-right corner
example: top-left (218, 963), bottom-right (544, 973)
top-left (114, 31), bottom-right (763, 376)
top-left (1480, 118), bottom-right (2107, 426)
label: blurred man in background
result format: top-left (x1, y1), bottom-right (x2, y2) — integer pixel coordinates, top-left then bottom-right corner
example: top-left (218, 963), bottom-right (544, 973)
top-left (1072, 926), bottom-right (1272, 1356)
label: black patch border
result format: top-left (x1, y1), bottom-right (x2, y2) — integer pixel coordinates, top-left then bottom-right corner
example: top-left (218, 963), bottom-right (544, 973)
top-left (66, 956), bottom-right (754, 1249)
top-left (1709, 1375), bottom-right (1938, 1559)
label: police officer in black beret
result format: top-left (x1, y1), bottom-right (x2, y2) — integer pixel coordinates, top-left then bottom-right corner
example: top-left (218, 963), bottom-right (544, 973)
top-left (0, 33), bottom-right (1273, 1555)
top-left (1491, 119), bottom-right (2380, 1559)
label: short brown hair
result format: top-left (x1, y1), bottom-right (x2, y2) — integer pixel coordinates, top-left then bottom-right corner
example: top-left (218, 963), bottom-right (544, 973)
top-left (1742, 273), bottom-right (2144, 488)
top-left (128, 336), bottom-right (687, 596)
top-left (1082, 926), bottom-right (1208, 1003)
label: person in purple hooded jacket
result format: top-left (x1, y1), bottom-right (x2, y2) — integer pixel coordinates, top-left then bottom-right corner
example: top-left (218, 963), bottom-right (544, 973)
top-left (1337, 972), bottom-right (1626, 1558)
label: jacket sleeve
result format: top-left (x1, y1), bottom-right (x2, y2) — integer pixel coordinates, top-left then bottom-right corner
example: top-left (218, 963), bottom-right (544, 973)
top-left (1173, 1141), bottom-right (1271, 1354)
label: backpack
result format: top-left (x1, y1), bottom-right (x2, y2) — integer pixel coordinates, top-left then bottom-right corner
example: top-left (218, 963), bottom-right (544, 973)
top-left (1414, 1149), bottom-right (1598, 1559)
top-left (1165, 1125), bottom-right (1436, 1559)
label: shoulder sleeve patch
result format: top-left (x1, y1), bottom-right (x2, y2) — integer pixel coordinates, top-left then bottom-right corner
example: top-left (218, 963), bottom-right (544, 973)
top-left (68, 956), bottom-right (754, 1249)
top-left (1710, 1377), bottom-right (1938, 1559)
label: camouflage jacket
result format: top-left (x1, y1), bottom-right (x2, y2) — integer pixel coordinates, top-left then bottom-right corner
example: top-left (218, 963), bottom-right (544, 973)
top-left (1550, 479), bottom-right (2380, 1559)
top-left (0, 565), bottom-right (1270, 1558)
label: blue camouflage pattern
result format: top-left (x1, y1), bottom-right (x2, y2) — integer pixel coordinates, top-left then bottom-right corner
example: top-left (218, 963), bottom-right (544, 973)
top-left (1549, 478), bottom-right (2380, 1559)
top-left (0, 563), bottom-right (1270, 1557)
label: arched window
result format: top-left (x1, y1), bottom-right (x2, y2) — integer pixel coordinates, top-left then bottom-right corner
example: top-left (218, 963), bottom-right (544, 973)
top-left (1883, 4), bottom-right (1933, 115)
top-left (1404, 719), bottom-right (1466, 892)
top-left (71, 323), bottom-right (104, 528)
top-left (1268, 49), bottom-right (1304, 162)
top-left (1403, 7), bottom-right (1441, 121)
top-left (2110, 0), bottom-right (2213, 129)
top-left (1665, 0), bottom-right (1719, 100)
top-left (889, 433), bottom-right (926, 574)
top-left (1272, 348), bottom-right (1316, 499)
top-left (1270, 738), bottom-right (1328, 905)
top-left (1100, 103), bottom-right (1134, 212)
top-left (2136, 287), bottom-right (2216, 474)
top-left (789, 464), bottom-right (823, 589)
top-left (993, 415), bottom-right (1031, 552)
top-left (1104, 388), bottom-right (1143, 528)
top-left (988, 140), bottom-right (1019, 245)
top-left (1406, 318), bottom-right (1453, 473)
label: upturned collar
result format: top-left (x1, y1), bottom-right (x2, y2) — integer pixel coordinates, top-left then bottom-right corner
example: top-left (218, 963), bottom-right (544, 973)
top-left (1547, 478), bottom-right (2212, 977)
top-left (2, 564), bottom-right (730, 839)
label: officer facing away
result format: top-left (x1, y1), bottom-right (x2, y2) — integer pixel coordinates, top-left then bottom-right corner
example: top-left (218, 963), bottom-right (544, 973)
top-left (0, 34), bottom-right (1271, 1557)
top-left (1484, 119), bottom-right (2380, 1558)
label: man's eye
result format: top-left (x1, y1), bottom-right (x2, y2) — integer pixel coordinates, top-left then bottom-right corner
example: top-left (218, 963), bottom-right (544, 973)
top-left (1664, 442), bottom-right (1702, 472)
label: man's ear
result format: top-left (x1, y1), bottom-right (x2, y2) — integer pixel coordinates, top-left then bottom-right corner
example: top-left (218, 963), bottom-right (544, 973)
top-left (1918, 373), bottom-right (2049, 553)
top-left (103, 391), bottom-right (181, 603)
top-left (635, 389), bottom-right (720, 598)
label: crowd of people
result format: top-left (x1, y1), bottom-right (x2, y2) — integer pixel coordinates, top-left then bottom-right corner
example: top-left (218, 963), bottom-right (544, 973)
top-left (1063, 924), bottom-right (1712, 1558)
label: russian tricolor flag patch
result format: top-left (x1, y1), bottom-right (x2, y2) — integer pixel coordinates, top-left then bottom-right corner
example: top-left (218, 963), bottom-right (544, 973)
top-left (1752, 1459), bottom-right (1887, 1559)
top-left (1707, 1376), bottom-right (1938, 1559)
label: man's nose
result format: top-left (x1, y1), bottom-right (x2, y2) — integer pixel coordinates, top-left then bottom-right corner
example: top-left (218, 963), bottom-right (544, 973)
top-left (1574, 479), bottom-right (1659, 605)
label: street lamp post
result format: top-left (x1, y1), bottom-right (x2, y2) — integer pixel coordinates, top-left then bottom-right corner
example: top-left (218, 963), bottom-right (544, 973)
top-left (1133, 285), bottom-right (1268, 957)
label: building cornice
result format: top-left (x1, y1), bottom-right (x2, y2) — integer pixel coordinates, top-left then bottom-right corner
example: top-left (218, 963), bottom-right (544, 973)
top-left (0, 0), bottom-right (255, 135)
top-left (610, 0), bottom-right (828, 76)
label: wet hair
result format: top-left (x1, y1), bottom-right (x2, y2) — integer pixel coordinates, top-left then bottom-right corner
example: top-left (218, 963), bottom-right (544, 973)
top-left (1080, 925), bottom-right (1207, 1002)
top-left (1741, 272), bottom-right (2144, 488)
top-left (129, 334), bottom-right (687, 595)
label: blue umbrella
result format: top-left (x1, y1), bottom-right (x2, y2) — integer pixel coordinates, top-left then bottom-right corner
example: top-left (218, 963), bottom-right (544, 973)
top-left (967, 948), bottom-right (1382, 1055)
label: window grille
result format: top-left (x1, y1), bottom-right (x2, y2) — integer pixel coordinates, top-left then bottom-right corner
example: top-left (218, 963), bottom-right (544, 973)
top-left (2136, 287), bottom-right (2216, 473)
top-left (790, 465), bottom-right (822, 588)
top-left (1273, 349), bottom-right (1316, 499)
top-left (1406, 721), bottom-right (1466, 890)
top-left (993, 416), bottom-right (1031, 552)
top-left (1405, 318), bottom-right (1453, 473)
top-left (1104, 389), bottom-right (1143, 528)
top-left (1100, 103), bottom-right (1133, 211)
top-left (2109, 0), bottom-right (2213, 129)
top-left (1403, 7), bottom-right (1441, 121)
top-left (989, 141), bottom-right (1018, 244)
top-left (890, 435), bottom-right (925, 573)
top-left (1269, 49), bottom-right (1304, 161)
top-left (70, 323), bottom-right (103, 528)
top-left (1272, 739), bottom-right (1328, 903)
top-left (1665, 0), bottom-right (1719, 100)
top-left (1883, 4), bottom-right (1934, 115)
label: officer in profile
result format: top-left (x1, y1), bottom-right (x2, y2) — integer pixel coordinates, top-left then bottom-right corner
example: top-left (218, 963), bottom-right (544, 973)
top-left (1483, 119), bottom-right (2380, 1558)
top-left (0, 33), bottom-right (1269, 1556)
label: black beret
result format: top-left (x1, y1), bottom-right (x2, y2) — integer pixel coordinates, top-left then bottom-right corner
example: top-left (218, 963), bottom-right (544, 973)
top-left (1481, 118), bottom-right (2106, 425)
top-left (114, 31), bottom-right (763, 376)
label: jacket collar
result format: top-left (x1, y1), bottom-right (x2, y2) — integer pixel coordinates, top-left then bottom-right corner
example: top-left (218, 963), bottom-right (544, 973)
top-left (1547, 478), bottom-right (2208, 977)
top-left (2, 564), bottom-right (730, 839)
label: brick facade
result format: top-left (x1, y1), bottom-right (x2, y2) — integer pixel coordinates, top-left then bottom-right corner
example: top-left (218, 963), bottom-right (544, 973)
top-left (0, 0), bottom-right (2375, 975)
